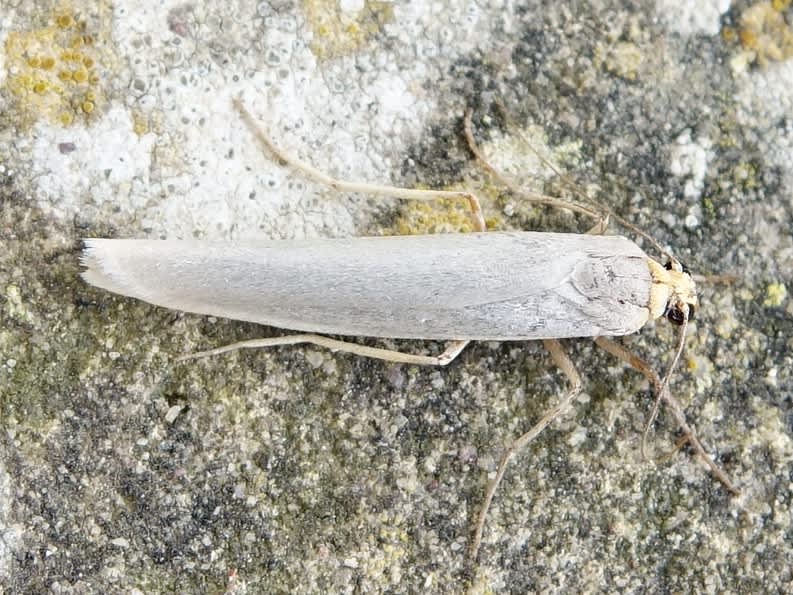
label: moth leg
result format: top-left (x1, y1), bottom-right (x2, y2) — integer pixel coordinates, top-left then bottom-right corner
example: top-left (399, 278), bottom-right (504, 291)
top-left (464, 107), bottom-right (675, 258)
top-left (463, 108), bottom-right (603, 222)
top-left (233, 98), bottom-right (486, 232)
top-left (468, 339), bottom-right (582, 563)
top-left (179, 334), bottom-right (470, 366)
top-left (585, 214), bottom-right (609, 236)
top-left (594, 337), bottom-right (740, 496)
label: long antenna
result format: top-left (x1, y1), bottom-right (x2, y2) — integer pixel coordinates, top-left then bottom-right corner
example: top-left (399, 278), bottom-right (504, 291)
top-left (641, 306), bottom-right (689, 459)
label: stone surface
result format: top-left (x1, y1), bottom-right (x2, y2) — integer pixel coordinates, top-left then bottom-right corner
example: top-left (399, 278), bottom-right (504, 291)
top-left (1, 0), bottom-right (791, 592)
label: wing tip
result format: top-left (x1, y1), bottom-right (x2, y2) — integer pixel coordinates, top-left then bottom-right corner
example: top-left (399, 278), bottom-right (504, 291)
top-left (80, 238), bottom-right (137, 297)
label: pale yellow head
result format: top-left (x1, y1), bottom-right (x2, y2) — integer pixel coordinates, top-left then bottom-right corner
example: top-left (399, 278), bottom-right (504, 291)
top-left (647, 258), bottom-right (697, 325)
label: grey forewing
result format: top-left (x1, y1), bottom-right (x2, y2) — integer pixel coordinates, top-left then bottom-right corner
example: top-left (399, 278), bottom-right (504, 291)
top-left (82, 232), bottom-right (653, 340)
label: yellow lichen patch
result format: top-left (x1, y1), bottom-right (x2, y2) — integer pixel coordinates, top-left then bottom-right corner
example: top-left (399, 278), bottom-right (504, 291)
top-left (388, 190), bottom-right (501, 237)
top-left (72, 68), bottom-right (89, 83)
top-left (56, 13), bottom-right (74, 29)
top-left (303, 0), bottom-right (394, 59)
top-left (726, 1), bottom-right (793, 69)
top-left (602, 42), bottom-right (645, 81)
top-left (131, 110), bottom-right (151, 136)
top-left (4, 285), bottom-right (37, 325)
top-left (392, 198), bottom-right (476, 236)
top-left (722, 26), bottom-right (738, 43)
top-left (732, 161), bottom-right (759, 190)
top-left (4, 7), bottom-right (109, 127)
top-left (764, 282), bottom-right (787, 307)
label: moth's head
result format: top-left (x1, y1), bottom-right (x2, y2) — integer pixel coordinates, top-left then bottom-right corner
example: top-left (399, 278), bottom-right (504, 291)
top-left (662, 259), bottom-right (696, 325)
top-left (647, 258), bottom-right (697, 325)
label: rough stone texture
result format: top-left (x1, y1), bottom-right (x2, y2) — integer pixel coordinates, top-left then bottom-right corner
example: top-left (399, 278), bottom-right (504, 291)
top-left (1, 0), bottom-right (791, 593)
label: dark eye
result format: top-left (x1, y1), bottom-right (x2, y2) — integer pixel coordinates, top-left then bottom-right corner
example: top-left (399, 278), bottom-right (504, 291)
top-left (665, 306), bottom-right (686, 325)
top-left (664, 260), bottom-right (691, 275)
